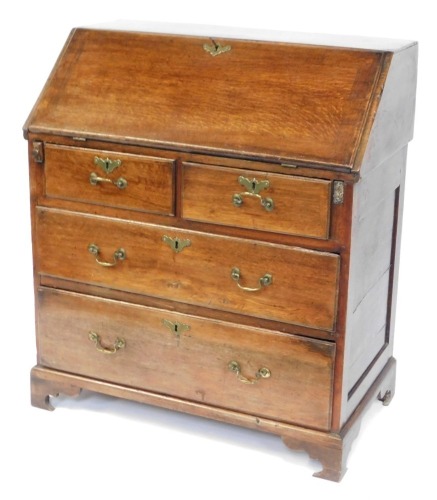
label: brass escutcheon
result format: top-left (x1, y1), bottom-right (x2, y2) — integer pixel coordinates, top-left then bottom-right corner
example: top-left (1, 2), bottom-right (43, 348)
top-left (162, 235), bottom-right (191, 253)
top-left (94, 156), bottom-right (122, 174)
top-left (162, 319), bottom-right (190, 338)
top-left (203, 40), bottom-right (231, 57)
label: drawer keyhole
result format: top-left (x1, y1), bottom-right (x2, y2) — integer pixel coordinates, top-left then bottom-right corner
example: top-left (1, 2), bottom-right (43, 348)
top-left (162, 235), bottom-right (191, 253)
top-left (162, 319), bottom-right (191, 338)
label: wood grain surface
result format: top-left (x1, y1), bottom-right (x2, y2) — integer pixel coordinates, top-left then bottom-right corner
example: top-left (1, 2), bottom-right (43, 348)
top-left (36, 207), bottom-right (340, 331)
top-left (37, 287), bottom-right (335, 430)
top-left (25, 28), bottom-right (384, 168)
top-left (44, 144), bottom-right (175, 215)
top-left (182, 162), bottom-right (332, 238)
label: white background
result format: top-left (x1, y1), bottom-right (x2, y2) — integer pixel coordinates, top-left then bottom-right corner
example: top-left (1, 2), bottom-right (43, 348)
top-left (1, 1), bottom-right (435, 498)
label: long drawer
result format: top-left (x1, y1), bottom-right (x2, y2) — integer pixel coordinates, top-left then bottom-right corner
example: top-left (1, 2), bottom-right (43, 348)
top-left (37, 288), bottom-right (335, 431)
top-left (36, 208), bottom-right (340, 331)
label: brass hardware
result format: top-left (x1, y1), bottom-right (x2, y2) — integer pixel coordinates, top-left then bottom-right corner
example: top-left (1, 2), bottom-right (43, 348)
top-left (232, 176), bottom-right (274, 212)
top-left (231, 267), bottom-right (272, 292)
top-left (162, 319), bottom-right (190, 338)
top-left (72, 136), bottom-right (87, 141)
top-left (162, 235), bottom-right (191, 253)
top-left (88, 331), bottom-right (126, 354)
top-left (32, 141), bottom-right (44, 163)
top-left (228, 361), bottom-right (271, 384)
top-left (203, 39), bottom-right (231, 57)
top-left (378, 390), bottom-right (393, 406)
top-left (89, 172), bottom-right (128, 189)
top-left (281, 163), bottom-right (298, 169)
top-left (333, 180), bottom-right (345, 205)
top-left (88, 243), bottom-right (126, 267)
top-left (94, 156), bottom-right (122, 174)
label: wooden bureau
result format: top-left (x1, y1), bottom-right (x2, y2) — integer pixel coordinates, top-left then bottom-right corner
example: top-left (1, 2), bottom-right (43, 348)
top-left (24, 25), bottom-right (417, 481)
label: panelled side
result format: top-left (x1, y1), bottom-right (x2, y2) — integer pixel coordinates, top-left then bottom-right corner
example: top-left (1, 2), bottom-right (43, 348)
top-left (340, 44), bottom-right (416, 425)
top-left (342, 148), bottom-right (406, 424)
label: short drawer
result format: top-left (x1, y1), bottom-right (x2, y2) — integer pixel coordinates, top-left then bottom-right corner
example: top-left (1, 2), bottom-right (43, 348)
top-left (36, 208), bottom-right (340, 331)
top-left (182, 163), bottom-right (332, 239)
top-left (37, 288), bottom-right (335, 431)
top-left (44, 144), bottom-right (175, 215)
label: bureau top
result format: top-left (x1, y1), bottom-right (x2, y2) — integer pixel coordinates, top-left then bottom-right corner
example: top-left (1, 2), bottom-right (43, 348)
top-left (24, 26), bottom-right (417, 171)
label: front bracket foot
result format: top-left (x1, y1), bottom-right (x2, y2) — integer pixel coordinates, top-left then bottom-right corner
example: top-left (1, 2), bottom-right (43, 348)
top-left (31, 366), bottom-right (81, 410)
top-left (281, 358), bottom-right (397, 481)
top-left (282, 418), bottom-right (361, 482)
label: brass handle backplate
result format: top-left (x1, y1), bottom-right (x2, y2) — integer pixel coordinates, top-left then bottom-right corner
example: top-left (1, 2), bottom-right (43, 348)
top-left (228, 361), bottom-right (271, 384)
top-left (88, 331), bottom-right (126, 354)
top-left (88, 243), bottom-right (126, 267)
top-left (90, 172), bottom-right (128, 189)
top-left (231, 267), bottom-right (272, 292)
top-left (232, 176), bottom-right (274, 212)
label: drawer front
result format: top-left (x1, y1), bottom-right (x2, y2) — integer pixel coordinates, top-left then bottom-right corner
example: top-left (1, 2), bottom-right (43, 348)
top-left (36, 209), bottom-right (339, 331)
top-left (44, 144), bottom-right (175, 215)
top-left (38, 288), bottom-right (335, 430)
top-left (182, 163), bottom-right (332, 239)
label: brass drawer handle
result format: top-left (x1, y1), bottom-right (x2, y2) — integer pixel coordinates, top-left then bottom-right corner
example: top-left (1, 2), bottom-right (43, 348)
top-left (88, 243), bottom-right (126, 267)
top-left (232, 176), bottom-right (274, 212)
top-left (231, 267), bottom-right (272, 292)
top-left (88, 331), bottom-right (126, 354)
top-left (228, 361), bottom-right (271, 384)
top-left (90, 172), bottom-right (128, 189)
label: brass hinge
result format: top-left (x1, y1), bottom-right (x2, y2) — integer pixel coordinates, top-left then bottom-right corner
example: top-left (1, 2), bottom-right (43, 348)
top-left (32, 141), bottom-right (44, 164)
top-left (333, 180), bottom-right (344, 205)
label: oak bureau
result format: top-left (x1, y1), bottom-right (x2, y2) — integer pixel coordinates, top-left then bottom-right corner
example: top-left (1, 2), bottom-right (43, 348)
top-left (24, 23), bottom-right (417, 481)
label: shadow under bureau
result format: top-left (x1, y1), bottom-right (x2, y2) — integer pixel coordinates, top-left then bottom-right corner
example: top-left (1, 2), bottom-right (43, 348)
top-left (24, 25), bottom-right (417, 481)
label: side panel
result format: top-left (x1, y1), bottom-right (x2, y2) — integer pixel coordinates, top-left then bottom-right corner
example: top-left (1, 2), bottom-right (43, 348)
top-left (341, 146), bottom-right (407, 424)
top-left (339, 43), bottom-right (417, 426)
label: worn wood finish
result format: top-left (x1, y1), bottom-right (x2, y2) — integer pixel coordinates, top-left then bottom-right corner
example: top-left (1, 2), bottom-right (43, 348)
top-left (38, 287), bottom-right (335, 430)
top-left (341, 147), bottom-right (407, 424)
top-left (29, 132), bottom-right (360, 181)
top-left (36, 207), bottom-right (340, 331)
top-left (354, 45), bottom-right (418, 174)
top-left (31, 368), bottom-right (82, 411)
top-left (283, 357), bottom-right (396, 480)
top-left (39, 275), bottom-right (339, 342)
top-left (25, 28), bottom-right (385, 168)
top-left (30, 355), bottom-right (396, 481)
top-left (25, 25), bottom-right (417, 481)
top-left (44, 144), bottom-right (175, 215)
top-left (182, 163), bottom-right (332, 239)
